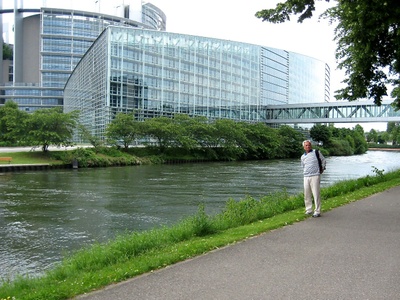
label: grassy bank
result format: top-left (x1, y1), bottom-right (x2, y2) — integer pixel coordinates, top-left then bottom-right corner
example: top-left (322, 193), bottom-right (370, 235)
top-left (0, 147), bottom-right (141, 167)
top-left (367, 143), bottom-right (400, 150)
top-left (0, 145), bottom-right (396, 168)
top-left (0, 147), bottom-right (218, 167)
top-left (1, 167), bottom-right (400, 300)
top-left (0, 151), bottom-right (64, 165)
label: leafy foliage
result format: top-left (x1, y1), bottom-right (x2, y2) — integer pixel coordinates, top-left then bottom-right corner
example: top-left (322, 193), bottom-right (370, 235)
top-left (366, 129), bottom-right (378, 143)
top-left (255, 0), bottom-right (400, 108)
top-left (25, 107), bottom-right (79, 151)
top-left (2, 43), bottom-right (13, 60)
top-left (0, 101), bottom-right (28, 146)
top-left (142, 116), bottom-right (181, 151)
top-left (0, 103), bottom-right (370, 159)
top-left (0, 102), bottom-right (79, 151)
top-left (310, 124), bottom-right (331, 146)
top-left (243, 123), bottom-right (281, 159)
top-left (309, 124), bottom-right (368, 156)
top-left (78, 124), bottom-right (104, 150)
top-left (327, 0), bottom-right (400, 107)
top-left (277, 125), bottom-right (305, 158)
top-left (105, 112), bottom-right (142, 150)
top-left (255, 0), bottom-right (320, 23)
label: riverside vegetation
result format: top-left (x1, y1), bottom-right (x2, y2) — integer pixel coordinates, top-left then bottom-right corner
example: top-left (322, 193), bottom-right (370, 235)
top-left (0, 101), bottom-right (370, 158)
top-left (0, 166), bottom-right (399, 300)
top-left (0, 122), bottom-right (369, 168)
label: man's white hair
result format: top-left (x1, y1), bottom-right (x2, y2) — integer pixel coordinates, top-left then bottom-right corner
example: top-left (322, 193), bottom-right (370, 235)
top-left (302, 140), bottom-right (312, 146)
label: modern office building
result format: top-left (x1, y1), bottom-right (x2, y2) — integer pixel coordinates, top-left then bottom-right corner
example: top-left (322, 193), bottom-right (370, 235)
top-left (0, 0), bottom-right (166, 111)
top-left (64, 26), bottom-right (330, 140)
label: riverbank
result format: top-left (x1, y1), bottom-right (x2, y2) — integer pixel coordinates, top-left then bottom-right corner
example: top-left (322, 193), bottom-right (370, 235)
top-left (0, 163), bottom-right (71, 172)
top-left (1, 169), bottom-right (400, 300)
top-left (368, 147), bottom-right (400, 151)
top-left (0, 144), bottom-right (386, 171)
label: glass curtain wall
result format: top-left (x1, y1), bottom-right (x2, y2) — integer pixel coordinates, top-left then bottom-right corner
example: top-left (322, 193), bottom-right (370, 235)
top-left (107, 28), bottom-right (261, 121)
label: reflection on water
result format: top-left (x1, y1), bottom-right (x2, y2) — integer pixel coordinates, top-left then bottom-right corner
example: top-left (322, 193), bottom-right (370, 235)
top-left (1, 150), bottom-right (400, 280)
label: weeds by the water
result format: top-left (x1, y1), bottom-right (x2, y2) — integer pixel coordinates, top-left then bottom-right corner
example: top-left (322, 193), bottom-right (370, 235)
top-left (1, 169), bottom-right (400, 300)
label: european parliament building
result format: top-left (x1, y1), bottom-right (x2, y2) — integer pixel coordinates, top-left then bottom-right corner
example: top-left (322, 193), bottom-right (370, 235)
top-left (1, 1), bottom-right (330, 140)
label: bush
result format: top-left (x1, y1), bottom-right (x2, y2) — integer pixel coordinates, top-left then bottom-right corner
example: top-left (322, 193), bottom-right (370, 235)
top-left (326, 138), bottom-right (353, 156)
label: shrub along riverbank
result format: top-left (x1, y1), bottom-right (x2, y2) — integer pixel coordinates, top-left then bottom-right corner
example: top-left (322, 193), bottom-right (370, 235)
top-left (1, 145), bottom-right (302, 168)
top-left (1, 167), bottom-right (400, 300)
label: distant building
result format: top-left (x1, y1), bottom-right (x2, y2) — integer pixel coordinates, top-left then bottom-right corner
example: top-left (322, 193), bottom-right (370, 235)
top-left (64, 26), bottom-right (330, 140)
top-left (0, 1), bottom-right (165, 111)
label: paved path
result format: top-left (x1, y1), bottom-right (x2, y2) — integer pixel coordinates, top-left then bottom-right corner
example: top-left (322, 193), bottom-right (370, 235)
top-left (0, 146), bottom-right (81, 153)
top-left (76, 187), bottom-right (400, 300)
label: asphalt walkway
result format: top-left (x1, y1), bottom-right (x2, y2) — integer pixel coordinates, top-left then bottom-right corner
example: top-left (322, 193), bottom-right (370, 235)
top-left (76, 186), bottom-right (400, 300)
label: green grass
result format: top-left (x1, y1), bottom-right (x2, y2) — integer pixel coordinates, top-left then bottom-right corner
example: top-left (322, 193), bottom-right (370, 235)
top-left (0, 151), bottom-right (63, 165)
top-left (1, 168), bottom-right (399, 300)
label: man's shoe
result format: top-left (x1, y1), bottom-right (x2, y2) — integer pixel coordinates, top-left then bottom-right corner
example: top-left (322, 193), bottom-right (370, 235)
top-left (312, 213), bottom-right (321, 218)
top-left (305, 211), bottom-right (313, 215)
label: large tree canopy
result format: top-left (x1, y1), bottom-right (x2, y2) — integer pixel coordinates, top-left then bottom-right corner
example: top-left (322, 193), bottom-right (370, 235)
top-left (255, 0), bottom-right (400, 109)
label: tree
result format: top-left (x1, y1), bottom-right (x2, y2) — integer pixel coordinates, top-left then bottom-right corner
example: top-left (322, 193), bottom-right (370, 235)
top-left (378, 131), bottom-right (390, 144)
top-left (386, 122), bottom-right (397, 134)
top-left (105, 112), bottom-right (142, 150)
top-left (0, 101), bottom-right (28, 145)
top-left (351, 125), bottom-right (368, 154)
top-left (142, 117), bottom-right (179, 151)
top-left (353, 124), bottom-right (365, 138)
top-left (242, 122), bottom-right (280, 159)
top-left (277, 125), bottom-right (305, 158)
top-left (366, 129), bottom-right (378, 143)
top-left (26, 108), bottom-right (79, 151)
top-left (310, 124), bottom-right (331, 146)
top-left (2, 43), bottom-right (13, 60)
top-left (255, 0), bottom-right (400, 109)
top-left (78, 124), bottom-right (104, 150)
top-left (212, 119), bottom-right (247, 158)
top-left (187, 115), bottom-right (214, 148)
top-left (171, 114), bottom-right (200, 151)
top-left (390, 126), bottom-right (400, 145)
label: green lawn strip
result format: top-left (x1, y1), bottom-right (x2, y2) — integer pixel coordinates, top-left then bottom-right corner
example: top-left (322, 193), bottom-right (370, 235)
top-left (1, 176), bottom-right (400, 300)
top-left (0, 151), bottom-right (63, 165)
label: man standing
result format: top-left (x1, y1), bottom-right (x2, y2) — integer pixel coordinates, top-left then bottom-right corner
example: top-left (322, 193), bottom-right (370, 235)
top-left (301, 140), bottom-right (326, 217)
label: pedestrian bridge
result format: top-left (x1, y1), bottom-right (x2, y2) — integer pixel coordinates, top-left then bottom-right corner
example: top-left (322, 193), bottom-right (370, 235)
top-left (265, 100), bottom-right (400, 124)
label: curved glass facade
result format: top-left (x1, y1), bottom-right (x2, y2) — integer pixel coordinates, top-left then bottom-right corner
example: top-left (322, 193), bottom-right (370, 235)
top-left (64, 26), bottom-right (330, 139)
top-left (142, 3), bottom-right (166, 31)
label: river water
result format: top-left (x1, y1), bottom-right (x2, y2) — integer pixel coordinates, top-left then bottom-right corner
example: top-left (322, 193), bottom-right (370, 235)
top-left (1, 150), bottom-right (400, 280)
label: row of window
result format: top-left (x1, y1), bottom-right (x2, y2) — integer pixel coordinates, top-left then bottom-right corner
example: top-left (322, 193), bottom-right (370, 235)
top-left (114, 46), bottom-right (257, 69)
top-left (42, 38), bottom-right (93, 54)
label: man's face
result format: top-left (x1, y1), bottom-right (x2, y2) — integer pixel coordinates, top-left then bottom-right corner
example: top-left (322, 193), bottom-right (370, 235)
top-left (303, 142), bottom-right (312, 153)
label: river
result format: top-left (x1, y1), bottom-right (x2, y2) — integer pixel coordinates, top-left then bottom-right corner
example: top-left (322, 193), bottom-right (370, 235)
top-left (1, 150), bottom-right (400, 280)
